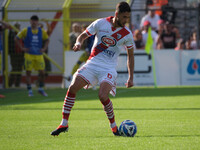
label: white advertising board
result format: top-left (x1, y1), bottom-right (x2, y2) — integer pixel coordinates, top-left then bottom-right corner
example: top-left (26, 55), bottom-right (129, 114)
top-left (154, 50), bottom-right (181, 86)
top-left (64, 50), bottom-right (200, 87)
top-left (117, 50), bottom-right (154, 86)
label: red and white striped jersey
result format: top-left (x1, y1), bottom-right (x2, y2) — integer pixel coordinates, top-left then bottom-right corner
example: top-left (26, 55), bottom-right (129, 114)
top-left (85, 16), bottom-right (135, 70)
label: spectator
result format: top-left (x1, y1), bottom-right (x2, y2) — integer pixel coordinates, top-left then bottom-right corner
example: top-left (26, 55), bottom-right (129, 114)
top-left (142, 21), bottom-right (158, 49)
top-left (15, 15), bottom-right (49, 97)
top-left (133, 29), bottom-right (145, 49)
top-left (172, 25), bottom-right (181, 41)
top-left (185, 40), bottom-right (192, 50)
top-left (175, 39), bottom-right (185, 50)
top-left (69, 23), bottom-right (81, 49)
top-left (8, 22), bottom-right (24, 87)
top-left (140, 9), bottom-right (160, 31)
top-left (157, 22), bottom-right (176, 49)
top-left (160, 3), bottom-right (177, 24)
top-left (157, 19), bottom-right (165, 34)
top-left (190, 32), bottom-right (198, 49)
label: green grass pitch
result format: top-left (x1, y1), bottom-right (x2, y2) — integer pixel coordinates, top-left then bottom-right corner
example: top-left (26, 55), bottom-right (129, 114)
top-left (0, 86), bottom-right (200, 150)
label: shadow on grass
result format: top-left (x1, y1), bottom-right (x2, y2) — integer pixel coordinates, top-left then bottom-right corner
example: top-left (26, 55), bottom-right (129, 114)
top-left (0, 86), bottom-right (200, 106)
top-left (137, 134), bottom-right (200, 138)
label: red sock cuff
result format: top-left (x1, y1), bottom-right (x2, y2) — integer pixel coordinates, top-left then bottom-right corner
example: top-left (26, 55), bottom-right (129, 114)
top-left (67, 91), bottom-right (76, 98)
top-left (62, 112), bottom-right (70, 120)
top-left (101, 98), bottom-right (110, 106)
top-left (110, 117), bottom-right (115, 124)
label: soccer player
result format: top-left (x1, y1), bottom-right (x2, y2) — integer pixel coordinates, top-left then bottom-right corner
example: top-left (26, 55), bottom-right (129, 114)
top-left (0, 20), bottom-right (10, 98)
top-left (51, 1), bottom-right (135, 136)
top-left (15, 15), bottom-right (49, 97)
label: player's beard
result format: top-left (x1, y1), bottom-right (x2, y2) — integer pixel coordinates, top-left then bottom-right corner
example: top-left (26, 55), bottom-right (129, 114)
top-left (116, 18), bottom-right (124, 27)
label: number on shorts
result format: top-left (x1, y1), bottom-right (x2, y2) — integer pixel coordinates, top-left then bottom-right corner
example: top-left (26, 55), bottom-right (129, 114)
top-left (107, 73), bottom-right (112, 79)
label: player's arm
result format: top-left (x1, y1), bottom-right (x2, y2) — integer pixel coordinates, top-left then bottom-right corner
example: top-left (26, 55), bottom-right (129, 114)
top-left (73, 19), bottom-right (99, 52)
top-left (126, 47), bottom-right (134, 88)
top-left (40, 29), bottom-right (50, 53)
top-left (0, 20), bottom-right (11, 29)
top-left (15, 37), bottom-right (28, 52)
top-left (15, 28), bottom-right (29, 52)
top-left (41, 39), bottom-right (49, 53)
top-left (73, 32), bottom-right (89, 52)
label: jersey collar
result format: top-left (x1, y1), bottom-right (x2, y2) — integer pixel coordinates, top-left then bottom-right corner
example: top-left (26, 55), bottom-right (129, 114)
top-left (106, 16), bottom-right (117, 31)
top-left (106, 16), bottom-right (126, 31)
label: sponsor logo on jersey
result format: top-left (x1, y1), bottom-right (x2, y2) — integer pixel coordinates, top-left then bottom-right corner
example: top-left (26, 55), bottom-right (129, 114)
top-left (103, 49), bottom-right (115, 57)
top-left (101, 35), bottom-right (116, 47)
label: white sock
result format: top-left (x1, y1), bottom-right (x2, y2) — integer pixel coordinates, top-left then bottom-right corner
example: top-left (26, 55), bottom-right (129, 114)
top-left (110, 122), bottom-right (116, 128)
top-left (60, 119), bottom-right (68, 126)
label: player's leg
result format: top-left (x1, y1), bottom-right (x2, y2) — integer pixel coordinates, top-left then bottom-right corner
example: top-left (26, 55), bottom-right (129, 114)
top-left (44, 56), bottom-right (51, 78)
top-left (51, 75), bottom-right (88, 136)
top-left (8, 54), bottom-right (15, 87)
top-left (24, 54), bottom-right (34, 96)
top-left (15, 53), bottom-right (24, 87)
top-left (26, 70), bottom-right (33, 96)
top-left (61, 76), bottom-right (88, 125)
top-left (36, 55), bottom-right (47, 96)
top-left (37, 70), bottom-right (48, 96)
top-left (99, 82), bottom-right (119, 136)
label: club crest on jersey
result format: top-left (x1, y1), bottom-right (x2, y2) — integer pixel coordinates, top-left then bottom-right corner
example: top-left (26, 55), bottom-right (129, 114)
top-left (101, 35), bottom-right (116, 47)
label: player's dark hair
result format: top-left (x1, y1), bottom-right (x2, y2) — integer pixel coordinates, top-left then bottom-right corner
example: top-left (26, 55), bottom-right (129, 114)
top-left (30, 15), bottom-right (39, 21)
top-left (116, 1), bottom-right (131, 14)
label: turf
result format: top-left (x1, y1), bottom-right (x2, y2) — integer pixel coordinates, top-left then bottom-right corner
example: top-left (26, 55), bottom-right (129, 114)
top-left (0, 86), bottom-right (200, 150)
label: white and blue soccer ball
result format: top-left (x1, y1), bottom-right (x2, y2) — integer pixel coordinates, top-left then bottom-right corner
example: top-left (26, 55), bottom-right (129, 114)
top-left (119, 120), bottom-right (137, 137)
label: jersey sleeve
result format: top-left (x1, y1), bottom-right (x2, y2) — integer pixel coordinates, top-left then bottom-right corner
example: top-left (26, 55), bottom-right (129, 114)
top-left (124, 32), bottom-right (135, 50)
top-left (85, 19), bottom-right (100, 36)
top-left (42, 29), bottom-right (49, 40)
top-left (16, 28), bottom-right (27, 39)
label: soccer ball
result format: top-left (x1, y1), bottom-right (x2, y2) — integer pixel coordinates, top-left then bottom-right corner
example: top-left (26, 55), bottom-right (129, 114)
top-left (119, 120), bottom-right (137, 137)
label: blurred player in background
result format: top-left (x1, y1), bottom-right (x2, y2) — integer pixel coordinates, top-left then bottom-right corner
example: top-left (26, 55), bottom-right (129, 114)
top-left (0, 20), bottom-right (11, 98)
top-left (8, 22), bottom-right (24, 88)
top-left (15, 15), bottom-right (49, 97)
top-left (51, 1), bottom-right (135, 136)
top-left (34, 20), bottom-right (52, 87)
top-left (66, 24), bottom-right (95, 81)
top-left (0, 21), bottom-right (24, 88)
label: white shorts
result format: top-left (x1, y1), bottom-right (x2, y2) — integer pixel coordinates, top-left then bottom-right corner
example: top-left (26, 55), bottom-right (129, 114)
top-left (72, 64), bottom-right (117, 96)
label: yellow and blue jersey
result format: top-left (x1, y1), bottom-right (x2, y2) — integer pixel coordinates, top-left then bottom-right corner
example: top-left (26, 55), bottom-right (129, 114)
top-left (17, 27), bottom-right (48, 55)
